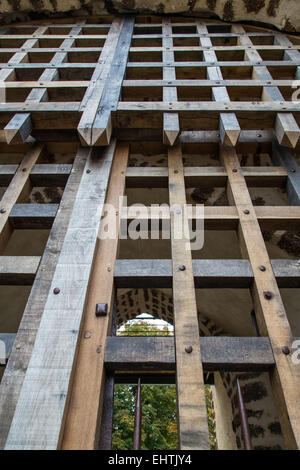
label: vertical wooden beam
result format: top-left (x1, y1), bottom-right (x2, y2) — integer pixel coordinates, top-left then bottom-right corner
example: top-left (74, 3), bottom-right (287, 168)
top-left (168, 144), bottom-right (210, 450)
top-left (5, 142), bottom-right (116, 450)
top-left (221, 144), bottom-right (300, 449)
top-left (232, 25), bottom-right (300, 148)
top-left (77, 18), bottom-right (125, 146)
top-left (91, 17), bottom-right (135, 146)
top-left (272, 140), bottom-right (300, 205)
top-left (162, 18), bottom-right (180, 146)
top-left (0, 143), bottom-right (88, 449)
top-left (61, 143), bottom-right (129, 449)
top-left (197, 22), bottom-right (240, 146)
top-left (0, 143), bottom-right (44, 254)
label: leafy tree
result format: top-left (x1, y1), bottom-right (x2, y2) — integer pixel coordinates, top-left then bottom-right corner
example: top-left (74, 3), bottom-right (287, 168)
top-left (112, 319), bottom-right (217, 450)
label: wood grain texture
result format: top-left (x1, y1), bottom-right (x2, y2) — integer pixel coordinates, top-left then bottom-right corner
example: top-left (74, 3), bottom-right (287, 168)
top-left (61, 143), bottom-right (129, 450)
top-left (4, 142), bottom-right (116, 450)
top-left (221, 144), bottom-right (300, 450)
top-left (168, 144), bottom-right (209, 450)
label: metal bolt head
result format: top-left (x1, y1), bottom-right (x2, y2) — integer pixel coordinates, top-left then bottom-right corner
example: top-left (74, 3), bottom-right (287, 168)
top-left (95, 303), bottom-right (108, 317)
top-left (0, 208), bottom-right (6, 214)
top-left (243, 210), bottom-right (250, 214)
top-left (290, 169), bottom-right (296, 173)
top-left (53, 287), bottom-right (60, 295)
top-left (22, 167), bottom-right (27, 172)
top-left (232, 169), bottom-right (238, 173)
top-left (282, 346), bottom-right (290, 355)
top-left (179, 265), bottom-right (186, 271)
top-left (259, 265), bottom-right (266, 272)
top-left (86, 169), bottom-right (91, 174)
top-left (174, 169), bottom-right (179, 174)
top-left (185, 345), bottom-right (193, 353)
top-left (263, 291), bottom-right (273, 300)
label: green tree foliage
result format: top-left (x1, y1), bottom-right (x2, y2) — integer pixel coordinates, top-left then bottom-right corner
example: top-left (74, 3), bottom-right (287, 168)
top-left (112, 319), bottom-right (217, 450)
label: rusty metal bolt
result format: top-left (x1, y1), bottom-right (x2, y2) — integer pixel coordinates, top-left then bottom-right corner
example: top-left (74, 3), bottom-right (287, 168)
top-left (243, 210), bottom-right (250, 215)
top-left (53, 287), bottom-right (60, 295)
top-left (179, 265), bottom-right (186, 271)
top-left (0, 208), bottom-right (6, 214)
top-left (263, 291), bottom-right (273, 300)
top-left (282, 346), bottom-right (290, 355)
top-left (185, 345), bottom-right (193, 353)
top-left (259, 265), bottom-right (266, 272)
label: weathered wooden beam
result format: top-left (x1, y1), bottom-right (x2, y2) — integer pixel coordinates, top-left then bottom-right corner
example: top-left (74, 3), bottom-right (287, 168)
top-left (126, 166), bottom-right (287, 188)
top-left (162, 18), bottom-right (179, 146)
top-left (221, 144), bottom-right (300, 449)
top-left (77, 18), bottom-right (125, 146)
top-left (104, 336), bottom-right (275, 372)
top-left (114, 259), bottom-right (300, 289)
top-left (90, 17), bottom-right (134, 146)
top-left (0, 136), bottom-right (87, 450)
top-left (272, 140), bottom-right (300, 206)
top-left (62, 143), bottom-right (129, 450)
top-left (29, 164), bottom-right (72, 187)
top-left (0, 256), bottom-right (40, 285)
top-left (168, 144), bottom-right (209, 450)
top-left (0, 144), bottom-right (44, 254)
top-left (9, 204), bottom-right (58, 229)
top-left (198, 22), bottom-right (240, 146)
top-left (5, 143), bottom-right (116, 450)
top-left (4, 113), bottom-right (32, 145)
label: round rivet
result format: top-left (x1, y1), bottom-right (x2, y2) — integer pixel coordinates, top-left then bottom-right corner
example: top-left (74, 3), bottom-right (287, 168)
top-left (282, 346), bottom-right (290, 355)
top-left (53, 287), bottom-right (60, 295)
top-left (290, 169), bottom-right (296, 173)
top-left (179, 265), bottom-right (186, 271)
top-left (22, 167), bottom-right (27, 172)
top-left (243, 210), bottom-right (250, 214)
top-left (107, 266), bottom-right (111, 272)
top-left (232, 169), bottom-right (238, 173)
top-left (257, 134), bottom-right (262, 138)
top-left (259, 265), bottom-right (266, 272)
top-left (174, 169), bottom-right (179, 174)
top-left (185, 345), bottom-right (193, 353)
top-left (86, 169), bottom-right (91, 173)
top-left (0, 208), bottom-right (6, 214)
top-left (84, 331), bottom-right (91, 339)
top-left (263, 291), bottom-right (273, 300)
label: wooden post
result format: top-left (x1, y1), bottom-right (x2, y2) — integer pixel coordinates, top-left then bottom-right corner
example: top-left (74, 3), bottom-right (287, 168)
top-left (168, 144), bottom-right (210, 450)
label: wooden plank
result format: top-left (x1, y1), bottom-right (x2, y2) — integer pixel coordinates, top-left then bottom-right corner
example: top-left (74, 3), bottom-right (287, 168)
top-left (91, 17), bottom-right (134, 146)
top-left (0, 144), bottom-right (44, 254)
top-left (77, 18), bottom-right (125, 146)
top-left (4, 142), bottom-right (116, 450)
top-left (114, 258), bottom-right (300, 289)
top-left (272, 140), bottom-right (300, 205)
top-left (9, 204), bottom-right (58, 229)
top-left (0, 334), bottom-right (16, 365)
top-left (232, 24), bottom-right (300, 148)
top-left (29, 164), bottom-right (72, 187)
top-left (168, 144), bottom-right (209, 450)
top-left (221, 144), bottom-right (300, 450)
top-left (162, 18), bottom-right (179, 146)
top-left (0, 256), bottom-right (40, 285)
top-left (61, 143), bottom-right (129, 449)
top-left (126, 166), bottom-right (287, 188)
top-left (104, 336), bottom-right (275, 372)
top-left (198, 22), bottom-right (240, 146)
top-left (4, 113), bottom-right (32, 145)
top-left (0, 142), bottom-right (87, 449)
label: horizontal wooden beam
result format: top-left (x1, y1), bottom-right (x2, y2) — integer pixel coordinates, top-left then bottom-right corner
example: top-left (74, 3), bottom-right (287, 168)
top-left (126, 166), bottom-right (287, 188)
top-left (114, 259), bottom-right (300, 289)
top-left (0, 256), bottom-right (40, 285)
top-left (104, 336), bottom-right (275, 372)
top-left (9, 204), bottom-right (58, 229)
top-left (0, 165), bottom-right (71, 187)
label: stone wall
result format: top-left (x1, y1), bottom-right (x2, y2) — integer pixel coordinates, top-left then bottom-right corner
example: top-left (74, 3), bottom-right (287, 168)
top-left (0, 0), bottom-right (299, 32)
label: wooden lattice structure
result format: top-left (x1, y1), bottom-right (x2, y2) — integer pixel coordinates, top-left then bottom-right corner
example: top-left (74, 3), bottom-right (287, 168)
top-left (0, 14), bottom-right (300, 450)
